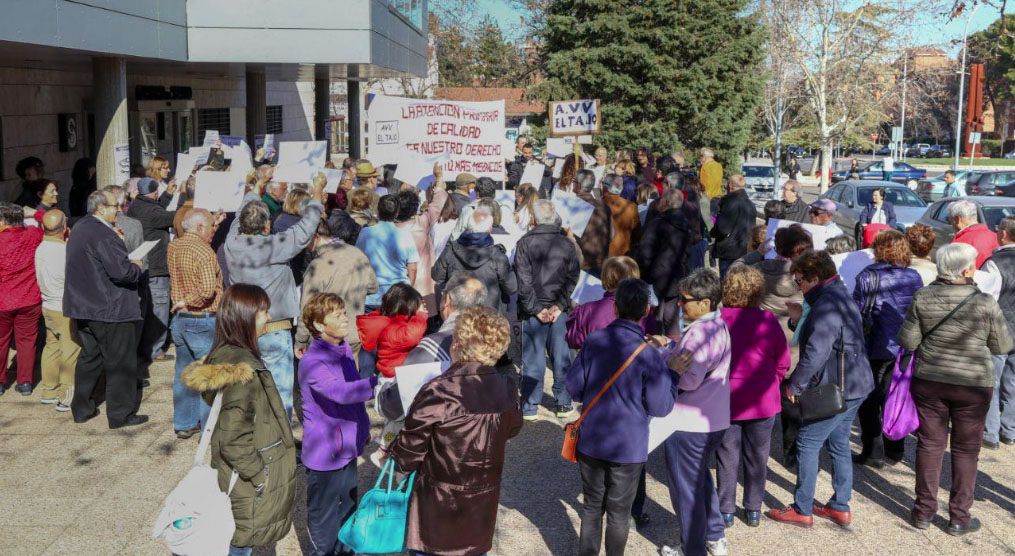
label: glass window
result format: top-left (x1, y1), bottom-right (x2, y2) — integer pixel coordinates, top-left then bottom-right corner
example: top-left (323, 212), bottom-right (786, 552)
top-left (197, 108), bottom-right (231, 143)
top-left (743, 166), bottom-right (775, 178)
top-left (933, 201), bottom-right (954, 223)
top-left (856, 186), bottom-right (926, 208)
top-left (983, 206), bottom-right (1015, 230)
top-left (266, 105), bottom-right (283, 134)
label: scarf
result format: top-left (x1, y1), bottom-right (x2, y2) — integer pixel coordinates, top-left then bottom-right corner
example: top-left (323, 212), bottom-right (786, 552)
top-left (457, 231), bottom-right (493, 248)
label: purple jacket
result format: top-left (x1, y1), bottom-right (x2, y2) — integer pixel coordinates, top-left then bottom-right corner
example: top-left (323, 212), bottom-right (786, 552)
top-left (852, 262), bottom-right (922, 360)
top-left (298, 338), bottom-right (377, 471)
top-left (565, 291), bottom-right (659, 349)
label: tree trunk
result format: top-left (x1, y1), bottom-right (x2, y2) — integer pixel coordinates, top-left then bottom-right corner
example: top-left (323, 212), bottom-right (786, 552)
top-left (820, 142), bottom-right (833, 192)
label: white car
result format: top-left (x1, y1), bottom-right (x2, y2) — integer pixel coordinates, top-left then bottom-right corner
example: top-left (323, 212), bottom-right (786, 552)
top-left (742, 164), bottom-right (789, 209)
top-left (1005, 150), bottom-right (1015, 160)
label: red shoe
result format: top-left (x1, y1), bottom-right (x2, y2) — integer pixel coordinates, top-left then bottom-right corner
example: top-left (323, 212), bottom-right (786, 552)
top-left (765, 506), bottom-right (813, 528)
top-left (813, 503), bottom-right (851, 527)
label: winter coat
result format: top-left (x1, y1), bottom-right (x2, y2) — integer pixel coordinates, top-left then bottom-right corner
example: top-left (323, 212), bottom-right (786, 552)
top-left (575, 191), bottom-right (612, 272)
top-left (721, 307), bottom-right (790, 421)
top-left (0, 226), bottom-right (42, 311)
top-left (389, 361), bottom-right (522, 556)
top-left (784, 197), bottom-right (810, 223)
top-left (787, 276), bottom-right (875, 403)
top-left (953, 224), bottom-right (1000, 269)
top-left (327, 209), bottom-right (362, 246)
top-left (852, 262), bottom-right (923, 360)
top-left (295, 240), bottom-right (378, 352)
top-left (636, 208), bottom-right (691, 300)
top-left (431, 233), bottom-right (516, 314)
top-left (701, 159), bottom-right (724, 199)
top-left (755, 258), bottom-right (802, 318)
top-left (126, 192), bottom-right (176, 277)
top-left (566, 319), bottom-right (676, 463)
top-left (620, 176), bottom-right (638, 203)
top-left (356, 311), bottom-right (428, 378)
top-left (181, 344), bottom-right (297, 548)
top-left (298, 338), bottom-right (376, 471)
top-left (564, 291), bottom-right (659, 349)
top-left (63, 216), bottom-right (143, 322)
top-left (858, 201), bottom-right (897, 227)
top-left (603, 192), bottom-right (643, 257)
top-left (711, 188), bottom-right (757, 261)
top-left (898, 279), bottom-right (1012, 388)
top-left (514, 224), bottom-right (580, 318)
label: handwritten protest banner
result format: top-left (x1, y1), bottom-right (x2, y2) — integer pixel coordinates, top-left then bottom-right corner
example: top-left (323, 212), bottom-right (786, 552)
top-left (367, 95), bottom-right (506, 181)
top-left (549, 100), bottom-right (602, 137)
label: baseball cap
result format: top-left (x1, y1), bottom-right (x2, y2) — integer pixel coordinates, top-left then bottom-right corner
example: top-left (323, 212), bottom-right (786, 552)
top-left (810, 198), bottom-right (837, 214)
top-left (455, 173), bottom-right (477, 189)
top-left (137, 177), bottom-right (160, 195)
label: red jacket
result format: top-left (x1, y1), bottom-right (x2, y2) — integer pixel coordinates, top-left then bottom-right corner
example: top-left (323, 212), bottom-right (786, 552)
top-left (0, 225), bottom-right (43, 311)
top-left (357, 311), bottom-right (428, 378)
top-left (953, 223), bottom-right (999, 269)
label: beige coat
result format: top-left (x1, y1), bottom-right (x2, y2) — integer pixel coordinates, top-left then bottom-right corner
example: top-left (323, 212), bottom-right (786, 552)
top-left (395, 188), bottom-right (447, 314)
top-left (296, 240), bottom-right (378, 353)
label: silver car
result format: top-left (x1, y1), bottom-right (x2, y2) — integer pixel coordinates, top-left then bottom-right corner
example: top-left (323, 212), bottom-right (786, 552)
top-left (818, 180), bottom-right (928, 244)
top-left (913, 196), bottom-right (1015, 252)
top-left (742, 164), bottom-right (789, 211)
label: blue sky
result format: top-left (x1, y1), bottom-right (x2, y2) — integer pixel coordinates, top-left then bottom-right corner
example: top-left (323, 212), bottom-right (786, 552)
top-left (476, 0), bottom-right (1014, 52)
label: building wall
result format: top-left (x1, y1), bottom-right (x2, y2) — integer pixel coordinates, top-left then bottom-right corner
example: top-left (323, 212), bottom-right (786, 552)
top-left (267, 81), bottom-right (315, 143)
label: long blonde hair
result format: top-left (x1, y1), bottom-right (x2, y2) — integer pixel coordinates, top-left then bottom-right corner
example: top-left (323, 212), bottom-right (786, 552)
top-left (147, 157), bottom-right (169, 181)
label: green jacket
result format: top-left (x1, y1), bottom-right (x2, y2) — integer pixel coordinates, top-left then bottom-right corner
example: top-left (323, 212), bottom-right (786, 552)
top-left (181, 345), bottom-right (296, 547)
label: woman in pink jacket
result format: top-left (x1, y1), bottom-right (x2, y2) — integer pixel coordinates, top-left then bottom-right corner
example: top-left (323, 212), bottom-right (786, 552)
top-left (716, 265), bottom-right (790, 528)
top-left (394, 182), bottom-right (448, 315)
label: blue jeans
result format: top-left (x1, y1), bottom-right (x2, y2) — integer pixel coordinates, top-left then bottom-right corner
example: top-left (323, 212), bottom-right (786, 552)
top-left (258, 329), bottom-right (295, 420)
top-left (985, 352), bottom-right (1015, 443)
top-left (228, 546), bottom-right (252, 556)
top-left (146, 276), bottom-right (172, 359)
top-left (718, 259), bottom-right (734, 280)
top-left (520, 313), bottom-right (572, 415)
top-left (793, 397), bottom-right (863, 515)
top-left (689, 238), bottom-right (708, 271)
top-left (169, 315), bottom-right (216, 430)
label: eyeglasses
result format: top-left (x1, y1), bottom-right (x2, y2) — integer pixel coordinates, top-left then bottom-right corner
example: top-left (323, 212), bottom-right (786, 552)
top-left (678, 295), bottom-right (703, 304)
top-left (809, 208), bottom-right (825, 216)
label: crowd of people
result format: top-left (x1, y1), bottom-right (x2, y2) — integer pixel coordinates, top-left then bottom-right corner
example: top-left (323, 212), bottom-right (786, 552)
top-left (2, 140), bottom-right (1014, 556)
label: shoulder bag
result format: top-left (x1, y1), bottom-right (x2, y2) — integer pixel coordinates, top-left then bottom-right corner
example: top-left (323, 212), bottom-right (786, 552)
top-left (562, 342), bottom-right (648, 463)
top-left (798, 330), bottom-right (848, 422)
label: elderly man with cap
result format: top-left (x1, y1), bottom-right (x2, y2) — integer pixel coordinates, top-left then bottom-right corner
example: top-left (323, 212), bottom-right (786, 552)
top-left (808, 198), bottom-right (844, 237)
top-left (34, 209), bottom-right (81, 409)
top-left (450, 173), bottom-right (476, 215)
top-left (127, 176), bottom-right (179, 363)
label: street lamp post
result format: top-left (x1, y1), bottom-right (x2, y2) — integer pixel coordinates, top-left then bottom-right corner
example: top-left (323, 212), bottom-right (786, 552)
top-left (953, 3), bottom-right (981, 171)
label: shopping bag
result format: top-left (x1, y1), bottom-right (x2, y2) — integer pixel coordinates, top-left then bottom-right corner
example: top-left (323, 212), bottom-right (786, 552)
top-left (882, 351), bottom-right (919, 441)
top-left (338, 458), bottom-right (415, 554)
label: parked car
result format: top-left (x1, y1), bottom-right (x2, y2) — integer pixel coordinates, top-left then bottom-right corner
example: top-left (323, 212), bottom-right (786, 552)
top-left (787, 145), bottom-right (808, 157)
top-left (1005, 149), bottom-right (1015, 160)
top-left (742, 164), bottom-right (789, 210)
top-left (916, 170), bottom-right (975, 201)
top-left (914, 196), bottom-right (1015, 253)
top-left (831, 160), bottom-right (927, 183)
top-left (997, 178), bottom-right (1015, 197)
top-left (818, 180), bottom-right (928, 244)
top-left (876, 145), bottom-right (892, 156)
top-left (923, 145), bottom-right (953, 158)
top-left (966, 170), bottom-right (1015, 196)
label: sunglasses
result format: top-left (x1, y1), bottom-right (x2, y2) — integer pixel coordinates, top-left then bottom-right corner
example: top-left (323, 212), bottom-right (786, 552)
top-left (678, 295), bottom-right (703, 304)
top-left (809, 208), bottom-right (825, 216)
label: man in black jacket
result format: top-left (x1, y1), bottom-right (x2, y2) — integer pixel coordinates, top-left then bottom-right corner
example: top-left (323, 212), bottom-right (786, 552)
top-left (432, 206), bottom-right (517, 314)
top-left (507, 143), bottom-right (552, 196)
top-left (710, 174), bottom-right (757, 279)
top-left (515, 200), bottom-right (581, 419)
top-left (127, 177), bottom-right (179, 363)
top-left (65, 191), bottom-right (147, 428)
top-left (782, 180), bottom-right (809, 223)
top-left (637, 188), bottom-right (692, 335)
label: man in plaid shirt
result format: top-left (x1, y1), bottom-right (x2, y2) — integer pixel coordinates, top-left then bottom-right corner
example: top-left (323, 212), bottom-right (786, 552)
top-left (166, 208), bottom-right (225, 439)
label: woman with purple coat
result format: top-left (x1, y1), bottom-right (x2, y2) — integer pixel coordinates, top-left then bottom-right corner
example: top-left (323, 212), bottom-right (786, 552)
top-left (716, 266), bottom-right (790, 528)
top-left (298, 293), bottom-right (377, 556)
top-left (566, 256), bottom-right (659, 350)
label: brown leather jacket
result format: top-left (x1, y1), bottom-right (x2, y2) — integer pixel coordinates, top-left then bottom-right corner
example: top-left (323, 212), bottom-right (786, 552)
top-left (603, 192), bottom-right (643, 257)
top-left (390, 361), bottom-right (522, 556)
top-left (575, 191), bottom-right (612, 272)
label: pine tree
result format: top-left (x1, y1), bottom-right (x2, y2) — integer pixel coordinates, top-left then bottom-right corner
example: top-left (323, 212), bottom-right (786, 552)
top-left (532, 0), bottom-right (765, 169)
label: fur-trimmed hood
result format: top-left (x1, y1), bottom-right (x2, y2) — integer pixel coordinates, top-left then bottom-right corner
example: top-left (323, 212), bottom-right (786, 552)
top-left (181, 361), bottom-right (255, 392)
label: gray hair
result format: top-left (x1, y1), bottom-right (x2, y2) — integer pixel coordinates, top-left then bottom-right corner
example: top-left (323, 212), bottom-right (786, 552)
top-left (661, 187), bottom-right (684, 210)
top-left (181, 208), bottom-right (212, 233)
top-left (783, 180), bottom-right (801, 193)
top-left (997, 215), bottom-right (1015, 242)
top-left (102, 184), bottom-right (125, 205)
top-left (0, 202), bottom-right (24, 227)
top-left (466, 206), bottom-right (495, 233)
top-left (678, 268), bottom-right (722, 309)
top-left (444, 273), bottom-right (487, 312)
top-left (86, 191), bottom-right (109, 215)
top-left (574, 169), bottom-right (597, 194)
top-left (533, 199), bottom-right (561, 226)
top-left (824, 235), bottom-right (856, 255)
top-left (700, 147), bottom-right (714, 159)
top-left (936, 242), bottom-right (978, 281)
top-left (664, 172), bottom-right (683, 190)
top-left (947, 200), bottom-right (978, 222)
top-left (238, 200), bottom-right (271, 235)
top-left (604, 173), bottom-right (624, 195)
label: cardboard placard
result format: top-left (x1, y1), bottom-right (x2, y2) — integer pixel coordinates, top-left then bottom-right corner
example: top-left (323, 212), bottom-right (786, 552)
top-left (548, 99), bottom-right (602, 137)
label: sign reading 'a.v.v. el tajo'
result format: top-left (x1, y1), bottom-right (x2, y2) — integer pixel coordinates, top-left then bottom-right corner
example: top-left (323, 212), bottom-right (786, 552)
top-left (548, 99), bottom-right (602, 137)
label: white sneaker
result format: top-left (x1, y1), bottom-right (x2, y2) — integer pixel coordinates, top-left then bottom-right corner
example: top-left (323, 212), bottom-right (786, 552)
top-left (660, 546), bottom-right (685, 556)
top-left (706, 538), bottom-right (729, 556)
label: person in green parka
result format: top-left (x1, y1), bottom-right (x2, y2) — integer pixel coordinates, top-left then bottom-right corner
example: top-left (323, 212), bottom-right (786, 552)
top-left (181, 284), bottom-right (297, 556)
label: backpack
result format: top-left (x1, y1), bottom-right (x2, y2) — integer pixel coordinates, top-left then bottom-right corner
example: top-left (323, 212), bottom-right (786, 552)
top-left (151, 392), bottom-right (238, 556)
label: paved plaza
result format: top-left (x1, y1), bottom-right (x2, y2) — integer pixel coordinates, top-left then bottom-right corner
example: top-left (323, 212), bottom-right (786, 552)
top-left (3, 353), bottom-right (1015, 556)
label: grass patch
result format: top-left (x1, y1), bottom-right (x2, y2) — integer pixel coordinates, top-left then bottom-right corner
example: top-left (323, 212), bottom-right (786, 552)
top-left (916, 157), bottom-right (1015, 167)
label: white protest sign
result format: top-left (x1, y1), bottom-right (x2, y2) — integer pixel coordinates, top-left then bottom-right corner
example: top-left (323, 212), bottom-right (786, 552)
top-left (520, 163), bottom-right (545, 188)
top-left (833, 249), bottom-right (875, 294)
top-left (114, 143), bottom-right (130, 184)
top-left (321, 168), bottom-right (344, 195)
top-left (394, 150), bottom-right (451, 187)
top-left (396, 361), bottom-right (451, 413)
top-left (553, 192), bottom-right (596, 237)
top-left (367, 95), bottom-right (506, 180)
top-left (495, 189), bottom-right (515, 207)
top-left (175, 152), bottom-right (203, 181)
top-left (549, 99), bottom-right (602, 137)
top-left (546, 138), bottom-right (572, 158)
top-left (552, 158), bottom-right (566, 179)
top-left (202, 129), bottom-right (219, 146)
top-left (275, 141), bottom-right (327, 183)
top-left (189, 146), bottom-right (211, 166)
top-left (193, 171), bottom-right (245, 212)
top-left (764, 219), bottom-right (841, 258)
top-left (127, 240), bottom-right (160, 261)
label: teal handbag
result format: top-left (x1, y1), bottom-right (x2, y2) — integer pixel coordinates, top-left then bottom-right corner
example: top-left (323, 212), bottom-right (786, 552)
top-left (338, 458), bottom-right (416, 554)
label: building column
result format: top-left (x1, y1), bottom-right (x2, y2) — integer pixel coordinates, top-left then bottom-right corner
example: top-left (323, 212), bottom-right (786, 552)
top-left (315, 76), bottom-right (330, 154)
top-left (92, 57), bottom-right (128, 188)
top-left (245, 68), bottom-right (267, 148)
top-left (347, 80), bottom-right (362, 159)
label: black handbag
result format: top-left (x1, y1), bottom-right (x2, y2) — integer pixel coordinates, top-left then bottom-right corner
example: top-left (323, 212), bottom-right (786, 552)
top-left (860, 270), bottom-right (880, 338)
top-left (798, 331), bottom-right (848, 422)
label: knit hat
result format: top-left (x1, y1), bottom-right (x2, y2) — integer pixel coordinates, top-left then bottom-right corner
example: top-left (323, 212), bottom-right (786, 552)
top-left (137, 177), bottom-right (160, 195)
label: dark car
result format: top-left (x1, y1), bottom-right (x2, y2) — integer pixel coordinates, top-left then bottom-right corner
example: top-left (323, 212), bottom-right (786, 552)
top-left (832, 160), bottom-right (927, 184)
top-left (914, 196), bottom-right (1015, 253)
top-left (966, 170), bottom-right (1015, 196)
top-left (923, 145), bottom-right (952, 158)
top-left (876, 145), bottom-right (892, 156)
top-left (997, 177), bottom-right (1015, 198)
top-left (819, 180), bottom-right (928, 244)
